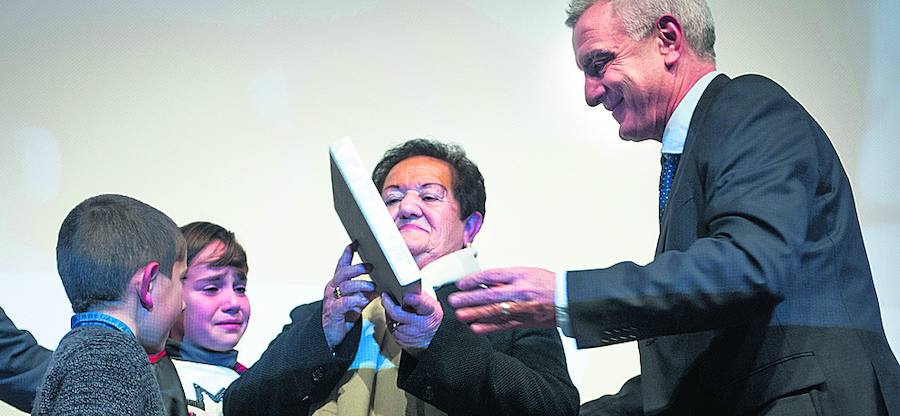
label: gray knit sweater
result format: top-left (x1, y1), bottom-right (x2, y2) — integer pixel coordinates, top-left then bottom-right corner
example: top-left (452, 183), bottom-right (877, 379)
top-left (31, 325), bottom-right (165, 416)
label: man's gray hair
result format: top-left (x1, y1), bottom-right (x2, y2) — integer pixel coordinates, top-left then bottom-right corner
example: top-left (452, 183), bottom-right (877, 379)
top-left (565, 0), bottom-right (716, 61)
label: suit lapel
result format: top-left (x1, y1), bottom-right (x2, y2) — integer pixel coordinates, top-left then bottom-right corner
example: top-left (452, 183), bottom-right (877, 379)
top-left (656, 74), bottom-right (731, 253)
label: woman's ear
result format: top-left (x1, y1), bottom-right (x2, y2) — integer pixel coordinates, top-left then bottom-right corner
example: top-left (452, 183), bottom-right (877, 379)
top-left (463, 212), bottom-right (484, 245)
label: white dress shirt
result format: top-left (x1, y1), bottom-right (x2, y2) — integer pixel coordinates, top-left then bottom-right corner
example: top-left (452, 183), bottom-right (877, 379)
top-left (556, 71), bottom-right (721, 336)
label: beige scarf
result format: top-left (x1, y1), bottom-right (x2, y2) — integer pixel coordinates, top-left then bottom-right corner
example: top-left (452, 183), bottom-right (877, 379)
top-left (311, 248), bottom-right (480, 416)
top-left (311, 298), bottom-right (443, 416)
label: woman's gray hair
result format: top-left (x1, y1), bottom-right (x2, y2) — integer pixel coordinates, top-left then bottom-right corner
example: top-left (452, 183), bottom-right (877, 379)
top-left (565, 0), bottom-right (716, 61)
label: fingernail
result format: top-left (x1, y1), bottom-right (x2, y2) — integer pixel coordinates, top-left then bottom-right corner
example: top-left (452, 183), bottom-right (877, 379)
top-left (364, 263), bottom-right (373, 273)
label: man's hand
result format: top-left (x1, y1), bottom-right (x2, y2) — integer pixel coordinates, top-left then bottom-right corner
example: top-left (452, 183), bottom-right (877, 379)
top-left (322, 242), bottom-right (376, 350)
top-left (448, 267), bottom-right (557, 334)
top-left (382, 292), bottom-right (443, 355)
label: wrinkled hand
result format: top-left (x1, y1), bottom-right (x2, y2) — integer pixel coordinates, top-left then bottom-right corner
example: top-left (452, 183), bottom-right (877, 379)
top-left (322, 242), bottom-right (376, 350)
top-left (448, 267), bottom-right (557, 334)
top-left (382, 292), bottom-right (443, 355)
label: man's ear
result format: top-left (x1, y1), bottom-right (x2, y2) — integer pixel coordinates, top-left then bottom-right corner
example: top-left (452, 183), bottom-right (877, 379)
top-left (138, 261), bottom-right (159, 311)
top-left (656, 14), bottom-right (684, 67)
top-left (463, 212), bottom-right (484, 245)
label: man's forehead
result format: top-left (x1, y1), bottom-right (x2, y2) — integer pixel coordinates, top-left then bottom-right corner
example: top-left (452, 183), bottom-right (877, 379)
top-left (573, 16), bottom-right (628, 67)
top-left (572, 1), bottom-right (622, 46)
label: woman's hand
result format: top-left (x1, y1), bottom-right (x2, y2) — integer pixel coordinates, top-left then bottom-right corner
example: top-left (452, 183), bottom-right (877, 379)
top-left (322, 242), bottom-right (376, 350)
top-left (382, 291), bottom-right (443, 356)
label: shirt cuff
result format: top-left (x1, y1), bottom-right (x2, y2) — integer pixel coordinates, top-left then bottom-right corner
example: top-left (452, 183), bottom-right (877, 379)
top-left (555, 270), bottom-right (574, 338)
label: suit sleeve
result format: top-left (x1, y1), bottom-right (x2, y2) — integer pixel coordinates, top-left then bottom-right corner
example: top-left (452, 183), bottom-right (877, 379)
top-left (0, 306), bottom-right (52, 412)
top-left (397, 287), bottom-right (580, 416)
top-left (223, 301), bottom-right (361, 416)
top-left (579, 375), bottom-right (643, 416)
top-left (568, 77), bottom-right (818, 347)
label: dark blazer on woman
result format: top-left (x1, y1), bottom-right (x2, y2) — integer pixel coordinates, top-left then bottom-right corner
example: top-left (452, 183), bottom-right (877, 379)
top-left (224, 283), bottom-right (579, 415)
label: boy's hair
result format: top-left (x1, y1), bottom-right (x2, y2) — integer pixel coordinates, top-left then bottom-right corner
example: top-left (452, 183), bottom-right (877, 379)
top-left (56, 194), bottom-right (186, 313)
top-left (180, 221), bottom-right (248, 276)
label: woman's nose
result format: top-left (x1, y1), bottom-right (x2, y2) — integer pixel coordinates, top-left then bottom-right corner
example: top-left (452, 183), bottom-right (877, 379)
top-left (398, 193), bottom-right (422, 218)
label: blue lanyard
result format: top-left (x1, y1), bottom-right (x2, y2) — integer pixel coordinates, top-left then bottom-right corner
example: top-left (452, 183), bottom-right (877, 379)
top-left (71, 312), bottom-right (134, 336)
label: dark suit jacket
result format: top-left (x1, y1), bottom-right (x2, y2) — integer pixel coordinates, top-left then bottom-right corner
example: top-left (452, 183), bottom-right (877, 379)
top-left (224, 284), bottom-right (579, 415)
top-left (0, 306), bottom-right (51, 412)
top-left (572, 75), bottom-right (899, 415)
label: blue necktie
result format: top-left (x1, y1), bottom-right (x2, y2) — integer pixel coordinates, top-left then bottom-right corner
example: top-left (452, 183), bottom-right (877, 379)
top-left (659, 153), bottom-right (681, 222)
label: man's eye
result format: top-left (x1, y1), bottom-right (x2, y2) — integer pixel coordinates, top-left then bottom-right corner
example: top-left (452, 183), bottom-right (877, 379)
top-left (591, 61), bottom-right (606, 76)
top-left (384, 198), bottom-right (400, 205)
top-left (202, 286), bottom-right (219, 294)
top-left (422, 194), bottom-right (440, 202)
top-left (235, 286), bottom-right (247, 294)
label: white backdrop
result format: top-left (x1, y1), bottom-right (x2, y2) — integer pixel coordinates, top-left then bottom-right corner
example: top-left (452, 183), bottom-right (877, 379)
top-left (1, 1), bottom-right (898, 412)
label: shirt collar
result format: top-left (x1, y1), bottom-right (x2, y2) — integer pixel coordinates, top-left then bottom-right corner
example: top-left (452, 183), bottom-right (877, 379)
top-left (71, 311), bottom-right (134, 336)
top-left (661, 71), bottom-right (721, 155)
top-left (420, 246), bottom-right (479, 291)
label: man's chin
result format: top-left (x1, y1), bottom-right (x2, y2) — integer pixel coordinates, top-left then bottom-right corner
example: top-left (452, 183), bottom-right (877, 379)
top-left (616, 121), bottom-right (663, 142)
top-left (618, 129), bottom-right (658, 143)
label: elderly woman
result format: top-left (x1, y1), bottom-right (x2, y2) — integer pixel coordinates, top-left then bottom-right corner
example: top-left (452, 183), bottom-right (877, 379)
top-left (224, 139), bottom-right (579, 416)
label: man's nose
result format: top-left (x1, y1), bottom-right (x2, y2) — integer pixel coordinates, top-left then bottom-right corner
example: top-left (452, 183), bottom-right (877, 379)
top-left (584, 74), bottom-right (604, 107)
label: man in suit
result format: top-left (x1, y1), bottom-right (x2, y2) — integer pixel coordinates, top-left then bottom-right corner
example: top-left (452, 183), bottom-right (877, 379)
top-left (448, 0), bottom-right (900, 414)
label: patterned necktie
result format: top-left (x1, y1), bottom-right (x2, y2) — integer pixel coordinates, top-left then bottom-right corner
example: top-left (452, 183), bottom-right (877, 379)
top-left (659, 153), bottom-right (681, 222)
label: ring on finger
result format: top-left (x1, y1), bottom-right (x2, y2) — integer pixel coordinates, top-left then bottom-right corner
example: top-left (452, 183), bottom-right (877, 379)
top-left (499, 301), bottom-right (512, 317)
top-left (333, 286), bottom-right (342, 299)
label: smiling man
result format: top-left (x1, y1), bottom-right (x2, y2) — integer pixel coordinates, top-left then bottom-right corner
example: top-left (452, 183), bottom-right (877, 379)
top-left (448, 0), bottom-right (900, 414)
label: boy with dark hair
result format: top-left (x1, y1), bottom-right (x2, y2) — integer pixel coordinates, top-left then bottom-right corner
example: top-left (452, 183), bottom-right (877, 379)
top-left (32, 194), bottom-right (187, 416)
